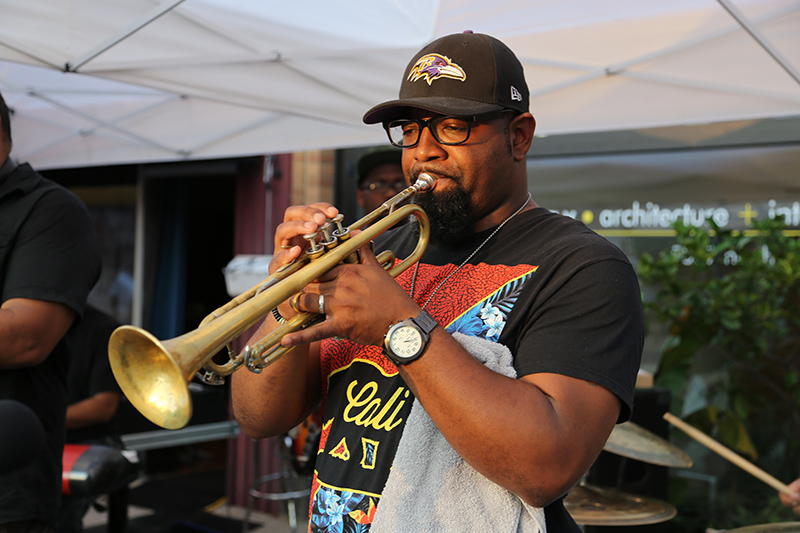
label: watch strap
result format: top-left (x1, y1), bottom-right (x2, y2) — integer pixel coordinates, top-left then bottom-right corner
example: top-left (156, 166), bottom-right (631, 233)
top-left (412, 311), bottom-right (438, 336)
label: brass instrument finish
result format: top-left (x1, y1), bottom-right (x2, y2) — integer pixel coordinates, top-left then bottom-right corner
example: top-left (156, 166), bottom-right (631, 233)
top-left (109, 174), bottom-right (435, 430)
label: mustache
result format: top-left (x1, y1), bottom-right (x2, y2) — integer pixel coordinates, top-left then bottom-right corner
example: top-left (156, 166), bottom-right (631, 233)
top-left (410, 166), bottom-right (453, 183)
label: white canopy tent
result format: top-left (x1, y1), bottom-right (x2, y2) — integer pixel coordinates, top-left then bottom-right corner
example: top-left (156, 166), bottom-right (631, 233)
top-left (0, 0), bottom-right (798, 170)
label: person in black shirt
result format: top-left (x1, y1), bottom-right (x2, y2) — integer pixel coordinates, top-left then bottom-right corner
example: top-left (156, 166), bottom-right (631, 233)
top-left (57, 305), bottom-right (123, 533)
top-left (0, 90), bottom-right (101, 532)
top-left (232, 32), bottom-right (644, 532)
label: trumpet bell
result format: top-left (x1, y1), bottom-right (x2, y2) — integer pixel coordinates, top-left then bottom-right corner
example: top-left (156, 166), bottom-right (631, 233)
top-left (108, 325), bottom-right (192, 430)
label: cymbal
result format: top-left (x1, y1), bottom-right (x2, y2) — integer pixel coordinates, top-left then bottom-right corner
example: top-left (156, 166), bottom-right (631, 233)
top-left (604, 421), bottom-right (693, 468)
top-left (724, 523), bottom-right (800, 532)
top-left (565, 483), bottom-right (677, 526)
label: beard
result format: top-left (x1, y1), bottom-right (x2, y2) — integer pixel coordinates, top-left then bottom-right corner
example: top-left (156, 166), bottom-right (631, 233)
top-left (413, 182), bottom-right (473, 244)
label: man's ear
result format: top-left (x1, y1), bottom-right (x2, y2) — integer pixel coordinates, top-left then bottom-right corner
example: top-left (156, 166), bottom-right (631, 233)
top-left (510, 113), bottom-right (535, 162)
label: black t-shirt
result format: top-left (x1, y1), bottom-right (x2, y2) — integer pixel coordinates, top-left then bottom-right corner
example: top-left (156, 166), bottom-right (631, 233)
top-left (65, 305), bottom-right (122, 443)
top-left (0, 162), bottom-right (101, 527)
top-left (308, 207), bottom-right (643, 532)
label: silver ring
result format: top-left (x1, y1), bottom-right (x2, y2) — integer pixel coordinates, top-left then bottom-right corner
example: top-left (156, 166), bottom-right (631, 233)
top-left (318, 294), bottom-right (325, 315)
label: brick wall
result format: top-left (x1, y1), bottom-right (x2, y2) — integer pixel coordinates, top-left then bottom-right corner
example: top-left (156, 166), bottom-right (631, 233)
top-left (291, 150), bottom-right (335, 206)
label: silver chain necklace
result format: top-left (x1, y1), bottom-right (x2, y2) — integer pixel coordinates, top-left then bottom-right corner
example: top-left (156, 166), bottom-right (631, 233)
top-left (411, 192), bottom-right (532, 310)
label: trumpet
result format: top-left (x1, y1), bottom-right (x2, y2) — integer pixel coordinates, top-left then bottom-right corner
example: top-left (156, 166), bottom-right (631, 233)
top-left (108, 173), bottom-right (435, 430)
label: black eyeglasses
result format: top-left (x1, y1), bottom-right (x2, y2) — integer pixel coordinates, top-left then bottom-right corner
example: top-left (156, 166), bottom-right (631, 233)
top-left (383, 111), bottom-right (516, 148)
top-left (361, 180), bottom-right (407, 193)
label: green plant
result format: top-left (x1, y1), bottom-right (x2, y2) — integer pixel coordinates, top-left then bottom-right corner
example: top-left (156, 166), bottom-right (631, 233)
top-left (637, 215), bottom-right (800, 528)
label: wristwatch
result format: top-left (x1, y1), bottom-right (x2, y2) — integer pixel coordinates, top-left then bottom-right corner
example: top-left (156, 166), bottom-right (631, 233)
top-left (383, 311), bottom-right (438, 366)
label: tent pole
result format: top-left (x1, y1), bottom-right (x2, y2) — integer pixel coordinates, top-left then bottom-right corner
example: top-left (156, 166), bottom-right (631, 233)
top-left (26, 89), bottom-right (186, 156)
top-left (716, 0), bottom-right (800, 87)
top-left (67, 0), bottom-right (187, 72)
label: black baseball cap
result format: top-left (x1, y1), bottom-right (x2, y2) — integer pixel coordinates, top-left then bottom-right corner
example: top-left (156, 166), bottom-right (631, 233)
top-left (357, 146), bottom-right (402, 185)
top-left (363, 31), bottom-right (529, 124)
top-left (0, 91), bottom-right (11, 146)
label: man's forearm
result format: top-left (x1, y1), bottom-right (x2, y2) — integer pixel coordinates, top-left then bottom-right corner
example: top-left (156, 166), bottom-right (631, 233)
top-left (66, 392), bottom-right (120, 429)
top-left (0, 300), bottom-right (75, 368)
top-left (231, 315), bottom-right (322, 439)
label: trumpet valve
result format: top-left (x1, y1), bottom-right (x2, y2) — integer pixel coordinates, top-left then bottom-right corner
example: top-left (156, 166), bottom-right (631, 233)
top-left (304, 232), bottom-right (325, 260)
top-left (331, 214), bottom-right (350, 241)
top-left (319, 222), bottom-right (339, 252)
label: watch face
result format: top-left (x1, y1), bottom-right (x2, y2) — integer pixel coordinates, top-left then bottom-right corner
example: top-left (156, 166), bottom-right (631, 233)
top-left (389, 326), bottom-right (424, 359)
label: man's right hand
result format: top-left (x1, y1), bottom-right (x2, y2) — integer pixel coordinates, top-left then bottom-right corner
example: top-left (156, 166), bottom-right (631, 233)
top-left (270, 202), bottom-right (340, 319)
top-left (780, 478), bottom-right (800, 515)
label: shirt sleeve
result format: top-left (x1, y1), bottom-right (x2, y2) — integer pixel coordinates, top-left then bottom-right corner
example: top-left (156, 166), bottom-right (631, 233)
top-left (3, 188), bottom-right (101, 317)
top-left (514, 257), bottom-right (644, 422)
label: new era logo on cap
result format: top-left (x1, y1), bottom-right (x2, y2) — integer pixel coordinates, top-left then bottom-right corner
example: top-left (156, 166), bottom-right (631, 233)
top-left (510, 86), bottom-right (522, 102)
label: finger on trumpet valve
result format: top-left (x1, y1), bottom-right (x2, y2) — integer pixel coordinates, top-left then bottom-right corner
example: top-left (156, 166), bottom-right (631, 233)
top-left (304, 231), bottom-right (325, 260)
top-left (320, 221), bottom-right (338, 250)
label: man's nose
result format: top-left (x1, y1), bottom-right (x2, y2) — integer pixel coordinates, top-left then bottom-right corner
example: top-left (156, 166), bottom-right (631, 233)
top-left (412, 126), bottom-right (447, 161)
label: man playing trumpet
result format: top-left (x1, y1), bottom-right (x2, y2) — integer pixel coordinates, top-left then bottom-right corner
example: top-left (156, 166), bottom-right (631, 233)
top-left (232, 32), bottom-right (644, 532)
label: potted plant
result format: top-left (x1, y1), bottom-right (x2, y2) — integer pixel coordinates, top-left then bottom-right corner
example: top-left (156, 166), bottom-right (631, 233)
top-left (637, 215), bottom-right (800, 530)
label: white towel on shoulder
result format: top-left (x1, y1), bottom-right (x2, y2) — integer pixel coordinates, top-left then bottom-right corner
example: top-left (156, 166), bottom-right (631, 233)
top-left (371, 332), bottom-right (546, 533)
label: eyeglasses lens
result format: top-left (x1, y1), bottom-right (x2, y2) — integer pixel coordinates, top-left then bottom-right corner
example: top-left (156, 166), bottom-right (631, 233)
top-left (386, 116), bottom-right (471, 148)
top-left (364, 181), bottom-right (407, 192)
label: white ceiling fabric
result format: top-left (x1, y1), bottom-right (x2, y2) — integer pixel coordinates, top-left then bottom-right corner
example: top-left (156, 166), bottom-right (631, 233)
top-left (0, 0), bottom-right (798, 169)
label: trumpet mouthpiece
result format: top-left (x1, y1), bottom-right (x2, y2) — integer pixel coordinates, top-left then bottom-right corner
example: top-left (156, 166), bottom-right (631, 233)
top-left (415, 173), bottom-right (436, 192)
